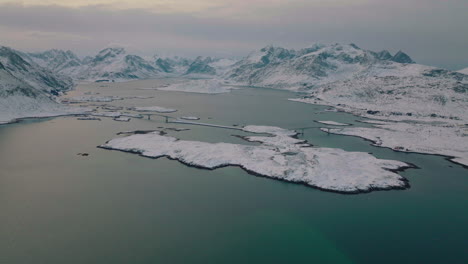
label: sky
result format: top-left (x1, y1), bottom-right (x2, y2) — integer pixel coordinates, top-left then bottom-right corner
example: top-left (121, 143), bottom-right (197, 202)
top-left (0, 0), bottom-right (467, 70)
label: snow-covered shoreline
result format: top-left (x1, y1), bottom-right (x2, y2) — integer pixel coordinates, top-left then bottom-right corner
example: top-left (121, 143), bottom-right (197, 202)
top-left (0, 104), bottom-right (92, 125)
top-left (289, 73), bottom-right (468, 168)
top-left (324, 122), bottom-right (468, 168)
top-left (100, 125), bottom-right (413, 194)
top-left (315, 120), bottom-right (351, 126)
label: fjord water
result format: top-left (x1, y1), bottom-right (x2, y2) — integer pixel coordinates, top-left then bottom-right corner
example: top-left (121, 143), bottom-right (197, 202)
top-left (0, 79), bottom-right (467, 264)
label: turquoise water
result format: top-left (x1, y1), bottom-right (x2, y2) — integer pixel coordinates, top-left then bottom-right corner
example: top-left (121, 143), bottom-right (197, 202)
top-left (0, 79), bottom-right (467, 263)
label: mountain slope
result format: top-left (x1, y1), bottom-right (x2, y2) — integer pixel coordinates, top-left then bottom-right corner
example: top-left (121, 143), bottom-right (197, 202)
top-left (0, 46), bottom-right (78, 124)
top-left (225, 43), bottom-right (416, 91)
top-left (0, 46), bottom-right (73, 95)
top-left (294, 64), bottom-right (468, 121)
top-left (27, 49), bottom-right (83, 77)
top-left (458, 67), bottom-right (468, 75)
top-left (77, 48), bottom-right (163, 81)
top-left (152, 56), bottom-right (193, 75)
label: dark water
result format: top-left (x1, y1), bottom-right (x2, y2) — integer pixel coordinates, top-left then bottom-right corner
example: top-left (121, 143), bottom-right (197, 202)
top-left (0, 79), bottom-right (467, 264)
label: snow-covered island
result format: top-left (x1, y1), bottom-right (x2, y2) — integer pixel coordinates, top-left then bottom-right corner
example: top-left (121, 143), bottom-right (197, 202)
top-left (180, 116), bottom-right (200, 120)
top-left (62, 95), bottom-right (123, 103)
top-left (100, 125), bottom-right (413, 194)
top-left (130, 106), bottom-right (178, 113)
top-left (114, 117), bottom-right (131, 122)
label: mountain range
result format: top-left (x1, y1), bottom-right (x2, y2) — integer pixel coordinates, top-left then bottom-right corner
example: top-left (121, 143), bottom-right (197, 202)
top-left (0, 43), bottom-right (467, 124)
top-left (225, 43), bottom-right (420, 91)
top-left (24, 47), bottom-right (237, 82)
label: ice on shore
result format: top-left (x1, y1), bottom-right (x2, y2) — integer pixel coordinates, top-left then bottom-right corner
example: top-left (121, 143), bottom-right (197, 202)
top-left (121, 113), bottom-right (144, 118)
top-left (131, 106), bottom-right (177, 113)
top-left (91, 111), bottom-right (122, 118)
top-left (100, 125), bottom-right (411, 193)
top-left (77, 116), bottom-right (101, 121)
top-left (316, 121), bottom-right (351, 126)
top-left (157, 79), bottom-right (237, 94)
top-left (358, 119), bottom-right (391, 125)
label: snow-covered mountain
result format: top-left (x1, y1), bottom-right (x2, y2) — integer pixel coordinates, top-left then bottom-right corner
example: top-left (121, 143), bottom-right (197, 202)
top-left (77, 47), bottom-right (163, 82)
top-left (225, 43), bottom-right (416, 90)
top-left (152, 56), bottom-right (193, 75)
top-left (184, 56), bottom-right (237, 76)
top-left (294, 64), bottom-right (468, 121)
top-left (24, 47), bottom-right (238, 82)
top-left (185, 56), bottom-right (216, 75)
top-left (458, 67), bottom-right (468, 75)
top-left (224, 43), bottom-right (467, 120)
top-left (27, 49), bottom-right (83, 77)
top-left (0, 46), bottom-right (76, 124)
top-left (0, 46), bottom-right (73, 95)
top-left (151, 55), bottom-right (238, 77)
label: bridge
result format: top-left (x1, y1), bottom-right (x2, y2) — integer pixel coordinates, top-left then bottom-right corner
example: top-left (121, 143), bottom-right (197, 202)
top-left (292, 126), bottom-right (332, 136)
top-left (142, 114), bottom-right (332, 135)
top-left (142, 113), bottom-right (242, 130)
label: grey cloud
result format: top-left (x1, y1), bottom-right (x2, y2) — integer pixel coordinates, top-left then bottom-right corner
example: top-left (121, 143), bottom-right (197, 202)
top-left (0, 1), bottom-right (466, 69)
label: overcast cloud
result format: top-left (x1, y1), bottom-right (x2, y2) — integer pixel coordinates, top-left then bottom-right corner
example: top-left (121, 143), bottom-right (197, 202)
top-left (0, 0), bottom-right (466, 69)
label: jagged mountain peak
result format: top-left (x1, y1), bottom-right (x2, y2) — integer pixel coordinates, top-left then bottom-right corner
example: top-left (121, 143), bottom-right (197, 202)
top-left (185, 56), bottom-right (216, 75)
top-left (29, 49), bottom-right (80, 61)
top-left (92, 47), bottom-right (126, 63)
top-left (376, 50), bottom-right (393, 60)
top-left (98, 47), bottom-right (126, 54)
top-left (391, 51), bottom-right (415, 64)
top-left (226, 43), bottom-right (423, 90)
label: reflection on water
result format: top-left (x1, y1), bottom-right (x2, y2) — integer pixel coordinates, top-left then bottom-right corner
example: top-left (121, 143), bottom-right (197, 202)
top-left (0, 79), bottom-right (467, 264)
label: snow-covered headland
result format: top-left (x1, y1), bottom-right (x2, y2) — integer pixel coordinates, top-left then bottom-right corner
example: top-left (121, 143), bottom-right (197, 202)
top-left (324, 122), bottom-right (468, 167)
top-left (291, 65), bottom-right (468, 167)
top-left (100, 125), bottom-right (413, 193)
